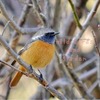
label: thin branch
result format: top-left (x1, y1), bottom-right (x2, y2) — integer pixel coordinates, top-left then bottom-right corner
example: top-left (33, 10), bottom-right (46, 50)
top-left (32, 0), bottom-right (47, 26)
top-left (0, 75), bottom-right (10, 85)
top-left (0, 35), bottom-right (33, 73)
top-left (96, 55), bottom-right (100, 87)
top-left (53, 0), bottom-right (61, 31)
top-left (0, 0), bottom-right (41, 34)
top-left (78, 67), bottom-right (97, 80)
top-left (73, 56), bottom-right (97, 73)
top-left (65, 0), bottom-right (100, 61)
top-left (0, 60), bottom-right (67, 100)
top-left (1, 0), bottom-right (36, 64)
top-left (1, 20), bottom-right (10, 36)
top-left (5, 76), bottom-right (11, 100)
top-left (91, 31), bottom-right (100, 56)
top-left (55, 50), bottom-right (90, 99)
top-left (68, 0), bottom-right (82, 29)
top-left (92, 30), bottom-right (100, 87)
top-left (19, 0), bottom-right (33, 7)
top-left (87, 80), bottom-right (98, 94)
top-left (51, 78), bottom-right (72, 87)
top-left (44, 0), bottom-right (50, 27)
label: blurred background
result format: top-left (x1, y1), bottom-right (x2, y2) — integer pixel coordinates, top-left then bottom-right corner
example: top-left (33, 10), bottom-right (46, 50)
top-left (0, 0), bottom-right (100, 100)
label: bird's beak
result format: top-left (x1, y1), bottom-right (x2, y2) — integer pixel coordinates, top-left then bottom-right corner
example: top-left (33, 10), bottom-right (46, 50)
top-left (54, 32), bottom-right (59, 35)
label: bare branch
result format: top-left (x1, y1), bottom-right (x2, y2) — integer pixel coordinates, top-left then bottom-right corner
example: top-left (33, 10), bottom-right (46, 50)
top-left (68, 0), bottom-right (82, 29)
top-left (0, 0), bottom-right (38, 64)
top-left (0, 35), bottom-right (33, 73)
top-left (32, 0), bottom-right (48, 26)
top-left (78, 67), bottom-right (97, 80)
top-left (92, 30), bottom-right (100, 87)
top-left (92, 31), bottom-right (100, 56)
top-left (44, 0), bottom-right (51, 27)
top-left (87, 80), bottom-right (98, 94)
top-left (0, 0), bottom-right (41, 34)
top-left (53, 0), bottom-right (61, 31)
top-left (65, 0), bottom-right (100, 60)
top-left (73, 56), bottom-right (97, 73)
top-left (0, 60), bottom-right (67, 100)
top-left (1, 20), bottom-right (10, 36)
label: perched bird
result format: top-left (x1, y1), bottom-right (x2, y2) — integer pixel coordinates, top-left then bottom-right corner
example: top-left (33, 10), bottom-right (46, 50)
top-left (10, 28), bottom-right (59, 87)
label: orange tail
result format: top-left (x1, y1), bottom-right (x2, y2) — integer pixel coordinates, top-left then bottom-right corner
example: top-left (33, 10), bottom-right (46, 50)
top-left (10, 66), bottom-right (26, 87)
top-left (10, 71), bottom-right (23, 87)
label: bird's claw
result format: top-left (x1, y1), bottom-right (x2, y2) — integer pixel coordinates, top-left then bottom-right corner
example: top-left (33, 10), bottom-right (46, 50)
top-left (38, 69), bottom-right (43, 82)
top-left (29, 65), bottom-right (33, 73)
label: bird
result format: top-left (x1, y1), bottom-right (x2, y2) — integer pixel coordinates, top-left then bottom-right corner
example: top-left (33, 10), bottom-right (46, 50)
top-left (10, 28), bottom-right (59, 87)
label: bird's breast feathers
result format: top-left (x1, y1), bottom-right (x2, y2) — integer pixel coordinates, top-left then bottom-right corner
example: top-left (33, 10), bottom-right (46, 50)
top-left (21, 40), bottom-right (55, 68)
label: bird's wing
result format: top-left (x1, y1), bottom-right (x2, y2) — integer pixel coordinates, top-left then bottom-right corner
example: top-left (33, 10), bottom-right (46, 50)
top-left (18, 35), bottom-right (42, 55)
top-left (11, 35), bottom-right (41, 66)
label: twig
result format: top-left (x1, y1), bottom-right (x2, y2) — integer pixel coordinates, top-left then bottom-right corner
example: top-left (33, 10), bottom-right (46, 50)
top-left (0, 75), bottom-right (10, 85)
top-left (91, 30), bottom-right (100, 87)
top-left (0, 0), bottom-right (36, 65)
top-left (91, 31), bottom-right (100, 56)
top-left (0, 35), bottom-right (33, 73)
top-left (78, 67), bottom-right (97, 80)
top-left (56, 46), bottom-right (95, 99)
top-left (65, 0), bottom-right (100, 61)
top-left (53, 0), bottom-right (61, 31)
top-left (19, 0), bottom-right (33, 7)
top-left (0, 60), bottom-right (67, 100)
top-left (51, 78), bottom-right (71, 87)
top-left (32, 0), bottom-right (47, 26)
top-left (0, 1), bottom-right (41, 35)
top-left (1, 20), bottom-right (10, 36)
top-left (73, 56), bottom-right (97, 73)
top-left (5, 76), bottom-right (11, 100)
top-left (55, 50), bottom-right (88, 99)
top-left (68, 0), bottom-right (82, 29)
top-left (87, 80), bottom-right (98, 94)
top-left (44, 0), bottom-right (50, 27)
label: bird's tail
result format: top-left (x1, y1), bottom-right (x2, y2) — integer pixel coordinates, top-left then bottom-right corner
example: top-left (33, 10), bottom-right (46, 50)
top-left (10, 66), bottom-right (26, 87)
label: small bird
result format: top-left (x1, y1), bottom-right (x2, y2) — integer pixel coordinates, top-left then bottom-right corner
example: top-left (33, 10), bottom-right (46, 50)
top-left (10, 28), bottom-right (59, 87)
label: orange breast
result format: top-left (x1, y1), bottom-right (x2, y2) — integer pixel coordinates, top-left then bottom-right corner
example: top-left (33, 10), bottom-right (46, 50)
top-left (20, 40), bottom-right (55, 68)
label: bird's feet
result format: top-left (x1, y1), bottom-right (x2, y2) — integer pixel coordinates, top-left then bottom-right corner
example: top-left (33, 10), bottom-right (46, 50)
top-left (38, 69), bottom-right (43, 82)
top-left (29, 65), bottom-right (33, 73)
top-left (29, 65), bottom-right (43, 81)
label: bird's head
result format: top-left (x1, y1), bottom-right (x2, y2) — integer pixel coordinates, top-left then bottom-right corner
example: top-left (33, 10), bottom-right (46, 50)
top-left (39, 28), bottom-right (59, 44)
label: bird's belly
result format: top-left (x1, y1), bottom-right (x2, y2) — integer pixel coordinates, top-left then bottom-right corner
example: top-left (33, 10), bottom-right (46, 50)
top-left (21, 40), bottom-right (55, 68)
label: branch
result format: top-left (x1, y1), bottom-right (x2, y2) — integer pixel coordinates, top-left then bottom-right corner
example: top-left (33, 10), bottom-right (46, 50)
top-left (0, 60), bottom-right (67, 100)
top-left (78, 67), bottom-right (97, 80)
top-left (0, 35), bottom-right (33, 72)
top-left (44, 0), bottom-right (51, 27)
top-left (68, 0), bottom-right (82, 29)
top-left (65, 0), bottom-right (100, 60)
top-left (73, 56), bottom-right (97, 73)
top-left (1, 20), bottom-right (10, 36)
top-left (32, 0), bottom-right (48, 26)
top-left (0, 35), bottom-right (67, 100)
top-left (52, 0), bottom-right (61, 31)
top-left (91, 30), bottom-right (100, 87)
top-left (91, 31), bottom-right (100, 56)
top-left (0, 0), bottom-right (41, 34)
top-left (0, 0), bottom-right (38, 65)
